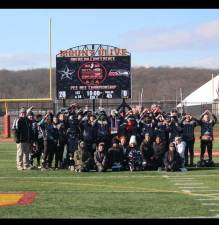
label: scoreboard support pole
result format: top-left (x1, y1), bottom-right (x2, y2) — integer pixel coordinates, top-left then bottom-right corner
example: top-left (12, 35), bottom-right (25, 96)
top-left (62, 99), bottom-right (66, 107)
top-left (92, 99), bottom-right (96, 112)
top-left (117, 98), bottom-right (132, 117)
top-left (91, 44), bottom-right (96, 113)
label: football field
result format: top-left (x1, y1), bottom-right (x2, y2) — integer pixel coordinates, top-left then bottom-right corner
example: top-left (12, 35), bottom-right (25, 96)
top-left (0, 141), bottom-right (219, 218)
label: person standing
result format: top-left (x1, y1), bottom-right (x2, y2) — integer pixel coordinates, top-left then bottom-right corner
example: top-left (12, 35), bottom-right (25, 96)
top-left (179, 113), bottom-right (199, 166)
top-left (56, 112), bottom-right (68, 169)
top-left (199, 110), bottom-right (217, 164)
top-left (175, 136), bottom-right (187, 171)
top-left (27, 110), bottom-right (40, 168)
top-left (12, 107), bottom-right (34, 170)
top-left (119, 136), bottom-right (129, 170)
top-left (38, 113), bottom-right (59, 170)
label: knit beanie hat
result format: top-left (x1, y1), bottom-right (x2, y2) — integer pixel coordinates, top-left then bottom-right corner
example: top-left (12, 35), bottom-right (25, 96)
top-left (129, 135), bottom-right (137, 145)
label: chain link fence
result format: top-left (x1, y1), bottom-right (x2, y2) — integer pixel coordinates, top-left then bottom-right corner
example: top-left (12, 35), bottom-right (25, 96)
top-left (1, 100), bottom-right (219, 135)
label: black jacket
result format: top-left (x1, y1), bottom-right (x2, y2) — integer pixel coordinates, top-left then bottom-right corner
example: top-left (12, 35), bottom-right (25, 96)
top-left (12, 117), bottom-right (33, 143)
top-left (140, 140), bottom-right (153, 162)
top-left (107, 147), bottom-right (124, 166)
top-left (163, 151), bottom-right (181, 171)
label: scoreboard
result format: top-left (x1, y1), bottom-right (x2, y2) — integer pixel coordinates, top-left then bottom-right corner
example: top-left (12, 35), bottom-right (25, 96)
top-left (56, 45), bottom-right (131, 100)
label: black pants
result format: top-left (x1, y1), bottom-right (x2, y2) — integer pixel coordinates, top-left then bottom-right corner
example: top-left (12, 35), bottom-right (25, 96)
top-left (55, 143), bottom-right (65, 168)
top-left (184, 139), bottom-right (195, 165)
top-left (84, 141), bottom-right (94, 156)
top-left (30, 139), bottom-right (44, 166)
top-left (43, 140), bottom-right (57, 168)
top-left (200, 140), bottom-right (213, 161)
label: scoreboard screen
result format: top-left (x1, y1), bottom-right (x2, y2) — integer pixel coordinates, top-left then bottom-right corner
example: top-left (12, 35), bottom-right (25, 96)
top-left (56, 45), bottom-right (131, 100)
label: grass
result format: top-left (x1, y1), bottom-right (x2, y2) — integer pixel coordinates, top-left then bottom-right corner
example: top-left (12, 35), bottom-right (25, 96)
top-left (0, 123), bottom-right (219, 218)
top-left (0, 142), bottom-right (219, 218)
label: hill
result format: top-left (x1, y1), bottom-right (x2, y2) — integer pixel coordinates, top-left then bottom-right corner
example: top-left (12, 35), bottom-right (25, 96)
top-left (0, 67), bottom-right (218, 101)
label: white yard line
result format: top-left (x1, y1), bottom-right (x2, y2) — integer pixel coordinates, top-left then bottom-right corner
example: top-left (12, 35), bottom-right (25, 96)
top-left (0, 151), bottom-right (16, 153)
top-left (170, 180), bottom-right (195, 182)
top-left (201, 203), bottom-right (219, 205)
top-left (189, 190), bottom-right (219, 192)
top-left (178, 187), bottom-right (209, 189)
top-left (174, 183), bottom-right (204, 185)
top-left (181, 190), bottom-right (192, 192)
top-left (0, 159), bottom-right (16, 161)
top-left (0, 143), bottom-right (14, 144)
top-left (168, 216), bottom-right (217, 218)
top-left (168, 178), bottom-right (194, 180)
top-left (164, 171), bottom-right (219, 218)
top-left (203, 194), bottom-right (219, 195)
top-left (30, 190), bottom-right (163, 193)
top-left (164, 175), bottom-right (219, 177)
top-left (0, 175), bottom-right (162, 179)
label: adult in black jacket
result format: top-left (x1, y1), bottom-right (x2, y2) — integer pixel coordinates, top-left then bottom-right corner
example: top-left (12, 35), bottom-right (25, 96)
top-left (38, 113), bottom-right (59, 170)
top-left (80, 114), bottom-right (97, 156)
top-left (55, 114), bottom-right (67, 169)
top-left (28, 111), bottom-right (41, 168)
top-left (32, 113), bottom-right (44, 169)
top-left (65, 114), bottom-right (80, 170)
top-left (179, 113), bottom-right (199, 166)
top-left (107, 139), bottom-right (124, 171)
top-left (12, 107), bottom-right (34, 170)
top-left (96, 113), bottom-right (110, 150)
top-left (119, 136), bottom-right (129, 170)
top-left (199, 110), bottom-right (217, 163)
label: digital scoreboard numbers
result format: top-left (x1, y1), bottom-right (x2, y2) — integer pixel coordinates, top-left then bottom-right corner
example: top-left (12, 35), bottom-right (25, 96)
top-left (56, 44), bottom-right (131, 100)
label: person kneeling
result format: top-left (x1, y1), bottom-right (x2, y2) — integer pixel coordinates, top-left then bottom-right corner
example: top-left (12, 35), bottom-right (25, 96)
top-left (74, 141), bottom-right (93, 172)
top-left (94, 142), bottom-right (108, 172)
top-left (108, 139), bottom-right (124, 171)
top-left (127, 135), bottom-right (143, 172)
top-left (163, 143), bottom-right (182, 172)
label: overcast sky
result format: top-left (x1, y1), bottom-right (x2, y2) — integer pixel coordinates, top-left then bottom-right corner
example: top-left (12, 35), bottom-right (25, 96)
top-left (1, 9), bottom-right (219, 70)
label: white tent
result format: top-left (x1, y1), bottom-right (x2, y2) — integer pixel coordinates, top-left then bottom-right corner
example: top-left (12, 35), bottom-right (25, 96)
top-left (177, 74), bottom-right (219, 107)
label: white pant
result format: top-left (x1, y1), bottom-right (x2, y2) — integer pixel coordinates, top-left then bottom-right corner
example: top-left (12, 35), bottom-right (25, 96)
top-left (16, 143), bottom-right (31, 169)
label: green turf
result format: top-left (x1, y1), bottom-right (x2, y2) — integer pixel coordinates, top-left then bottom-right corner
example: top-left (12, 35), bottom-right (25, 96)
top-left (0, 143), bottom-right (219, 218)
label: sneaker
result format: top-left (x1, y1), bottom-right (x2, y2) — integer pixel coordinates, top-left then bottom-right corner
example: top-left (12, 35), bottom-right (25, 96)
top-left (23, 166), bottom-right (33, 170)
top-left (180, 168), bottom-right (188, 172)
top-left (17, 167), bottom-right (23, 171)
top-left (129, 165), bottom-right (134, 172)
top-left (157, 167), bottom-right (162, 172)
